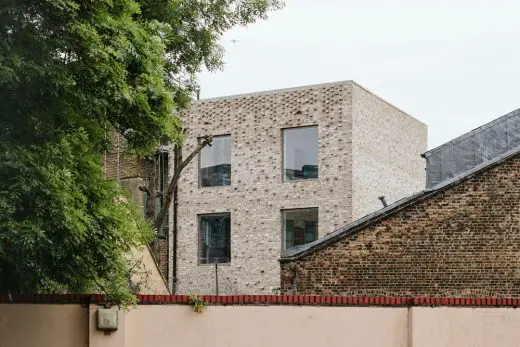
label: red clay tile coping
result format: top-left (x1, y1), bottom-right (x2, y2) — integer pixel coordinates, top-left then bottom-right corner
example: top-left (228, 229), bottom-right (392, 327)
top-left (0, 294), bottom-right (520, 307)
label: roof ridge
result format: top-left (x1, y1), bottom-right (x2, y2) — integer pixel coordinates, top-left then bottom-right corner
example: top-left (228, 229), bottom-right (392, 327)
top-left (425, 108), bottom-right (520, 156)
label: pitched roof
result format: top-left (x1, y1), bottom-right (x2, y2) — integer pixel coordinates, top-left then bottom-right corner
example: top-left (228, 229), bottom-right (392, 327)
top-left (281, 146), bottom-right (520, 261)
top-left (424, 108), bottom-right (520, 188)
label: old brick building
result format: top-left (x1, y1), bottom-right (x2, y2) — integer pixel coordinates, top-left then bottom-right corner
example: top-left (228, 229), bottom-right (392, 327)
top-left (172, 81), bottom-right (427, 294)
top-left (280, 143), bottom-right (520, 297)
top-left (103, 132), bottom-right (170, 278)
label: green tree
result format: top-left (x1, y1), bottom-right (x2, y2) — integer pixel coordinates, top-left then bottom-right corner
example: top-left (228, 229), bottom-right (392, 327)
top-left (0, 0), bottom-right (282, 305)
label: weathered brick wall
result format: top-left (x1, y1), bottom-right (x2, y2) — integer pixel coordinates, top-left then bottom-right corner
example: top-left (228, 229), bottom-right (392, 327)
top-left (102, 132), bottom-right (153, 180)
top-left (280, 154), bottom-right (520, 297)
top-left (102, 132), bottom-right (169, 280)
top-left (173, 81), bottom-right (426, 294)
top-left (149, 238), bottom-right (169, 278)
top-left (351, 84), bottom-right (427, 219)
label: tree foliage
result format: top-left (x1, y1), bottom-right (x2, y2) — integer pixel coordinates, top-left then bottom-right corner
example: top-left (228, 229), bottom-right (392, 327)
top-left (0, 0), bottom-right (282, 304)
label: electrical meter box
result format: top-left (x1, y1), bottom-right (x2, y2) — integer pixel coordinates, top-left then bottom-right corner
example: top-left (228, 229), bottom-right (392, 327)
top-left (97, 308), bottom-right (118, 331)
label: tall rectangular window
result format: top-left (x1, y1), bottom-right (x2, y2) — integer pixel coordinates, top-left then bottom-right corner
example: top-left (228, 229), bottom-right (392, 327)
top-left (283, 208), bottom-right (318, 250)
top-left (283, 126), bottom-right (318, 181)
top-left (199, 214), bottom-right (231, 264)
top-left (200, 135), bottom-right (231, 187)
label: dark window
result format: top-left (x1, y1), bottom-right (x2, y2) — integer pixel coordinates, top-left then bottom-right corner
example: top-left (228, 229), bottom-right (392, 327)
top-left (157, 151), bottom-right (169, 237)
top-left (200, 135), bottom-right (231, 187)
top-left (283, 208), bottom-right (318, 250)
top-left (143, 151), bottom-right (169, 238)
top-left (199, 214), bottom-right (231, 264)
top-left (283, 126), bottom-right (318, 181)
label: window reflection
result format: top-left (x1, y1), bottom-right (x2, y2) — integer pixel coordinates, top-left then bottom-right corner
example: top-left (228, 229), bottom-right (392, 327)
top-left (200, 135), bottom-right (231, 187)
top-left (283, 126), bottom-right (318, 181)
top-left (199, 214), bottom-right (231, 264)
top-left (283, 208), bottom-right (318, 250)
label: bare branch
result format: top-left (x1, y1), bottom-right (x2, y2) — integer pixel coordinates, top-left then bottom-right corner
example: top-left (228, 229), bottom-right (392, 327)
top-left (154, 135), bottom-right (213, 232)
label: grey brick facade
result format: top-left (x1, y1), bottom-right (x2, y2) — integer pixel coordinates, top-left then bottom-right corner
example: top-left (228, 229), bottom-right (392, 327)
top-left (171, 81), bottom-right (427, 294)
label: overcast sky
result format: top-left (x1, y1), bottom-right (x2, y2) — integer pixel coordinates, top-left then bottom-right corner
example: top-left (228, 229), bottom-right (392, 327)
top-left (197, 0), bottom-right (520, 149)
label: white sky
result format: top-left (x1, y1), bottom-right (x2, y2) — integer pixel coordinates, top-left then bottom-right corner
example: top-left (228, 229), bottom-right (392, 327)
top-left (197, 0), bottom-right (520, 149)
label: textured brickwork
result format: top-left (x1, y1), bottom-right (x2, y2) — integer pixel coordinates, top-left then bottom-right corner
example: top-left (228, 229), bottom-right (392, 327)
top-left (150, 238), bottom-right (168, 277)
top-left (103, 132), bottom-right (153, 180)
top-left (280, 153), bottom-right (520, 297)
top-left (172, 81), bottom-right (426, 294)
top-left (351, 84), bottom-right (427, 219)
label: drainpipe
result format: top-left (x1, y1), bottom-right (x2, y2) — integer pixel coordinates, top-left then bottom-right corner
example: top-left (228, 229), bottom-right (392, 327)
top-left (172, 144), bottom-right (180, 293)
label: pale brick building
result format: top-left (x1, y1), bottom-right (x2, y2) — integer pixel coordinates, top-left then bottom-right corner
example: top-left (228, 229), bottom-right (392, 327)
top-left (170, 80), bottom-right (427, 294)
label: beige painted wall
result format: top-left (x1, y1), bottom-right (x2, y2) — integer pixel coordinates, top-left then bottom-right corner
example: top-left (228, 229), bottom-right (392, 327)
top-left (411, 307), bottom-right (520, 347)
top-left (125, 305), bottom-right (408, 347)
top-left (129, 246), bottom-right (169, 295)
top-left (89, 305), bottom-right (126, 347)
top-left (4, 303), bottom-right (520, 347)
top-left (0, 304), bottom-right (88, 347)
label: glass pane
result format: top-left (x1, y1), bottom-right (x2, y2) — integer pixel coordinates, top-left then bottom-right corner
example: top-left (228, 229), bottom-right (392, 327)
top-left (284, 126), bottom-right (318, 181)
top-left (159, 152), bottom-right (168, 192)
top-left (199, 214), bottom-right (231, 264)
top-left (200, 135), bottom-right (231, 187)
top-left (285, 219), bottom-right (294, 249)
top-left (283, 208), bottom-right (318, 250)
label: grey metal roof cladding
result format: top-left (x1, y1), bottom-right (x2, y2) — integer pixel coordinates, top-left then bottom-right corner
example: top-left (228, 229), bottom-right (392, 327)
top-left (281, 145), bottom-right (520, 261)
top-left (424, 108), bottom-right (520, 188)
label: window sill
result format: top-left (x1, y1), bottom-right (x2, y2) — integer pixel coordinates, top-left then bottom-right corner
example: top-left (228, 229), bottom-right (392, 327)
top-left (283, 178), bottom-right (319, 183)
top-left (198, 184), bottom-right (232, 189)
top-left (197, 262), bottom-right (231, 267)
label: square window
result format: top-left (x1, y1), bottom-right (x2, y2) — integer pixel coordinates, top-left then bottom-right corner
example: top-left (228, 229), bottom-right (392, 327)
top-left (199, 213), bottom-right (231, 264)
top-left (283, 126), bottom-right (318, 181)
top-left (199, 135), bottom-right (231, 187)
top-left (283, 208), bottom-right (318, 250)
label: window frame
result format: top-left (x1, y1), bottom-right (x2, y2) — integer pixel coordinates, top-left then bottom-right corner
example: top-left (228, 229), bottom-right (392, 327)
top-left (197, 212), bottom-right (231, 265)
top-left (281, 125), bottom-right (319, 183)
top-left (198, 134), bottom-right (232, 188)
top-left (281, 207), bottom-right (319, 251)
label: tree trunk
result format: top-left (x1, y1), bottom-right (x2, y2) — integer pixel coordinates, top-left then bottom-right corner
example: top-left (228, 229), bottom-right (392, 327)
top-left (153, 135), bottom-right (212, 232)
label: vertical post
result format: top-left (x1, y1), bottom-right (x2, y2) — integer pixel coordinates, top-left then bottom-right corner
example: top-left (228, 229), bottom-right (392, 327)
top-left (215, 263), bottom-right (219, 295)
top-left (172, 144), bottom-right (180, 293)
top-left (291, 267), bottom-right (298, 295)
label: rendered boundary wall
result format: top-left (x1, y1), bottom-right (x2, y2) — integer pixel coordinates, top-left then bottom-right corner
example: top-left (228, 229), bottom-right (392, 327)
top-left (2, 295), bottom-right (520, 347)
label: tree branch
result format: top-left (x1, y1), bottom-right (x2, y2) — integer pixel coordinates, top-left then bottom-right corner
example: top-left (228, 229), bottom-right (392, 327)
top-left (154, 135), bottom-right (213, 232)
top-left (138, 185), bottom-right (152, 196)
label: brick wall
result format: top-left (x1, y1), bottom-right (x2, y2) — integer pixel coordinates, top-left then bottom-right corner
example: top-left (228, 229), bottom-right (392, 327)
top-left (351, 83), bottom-right (426, 219)
top-left (173, 82), bottom-right (354, 294)
top-left (103, 132), bottom-right (153, 180)
top-left (102, 132), bottom-right (169, 280)
top-left (280, 153), bottom-right (520, 297)
top-left (173, 81), bottom-right (426, 294)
